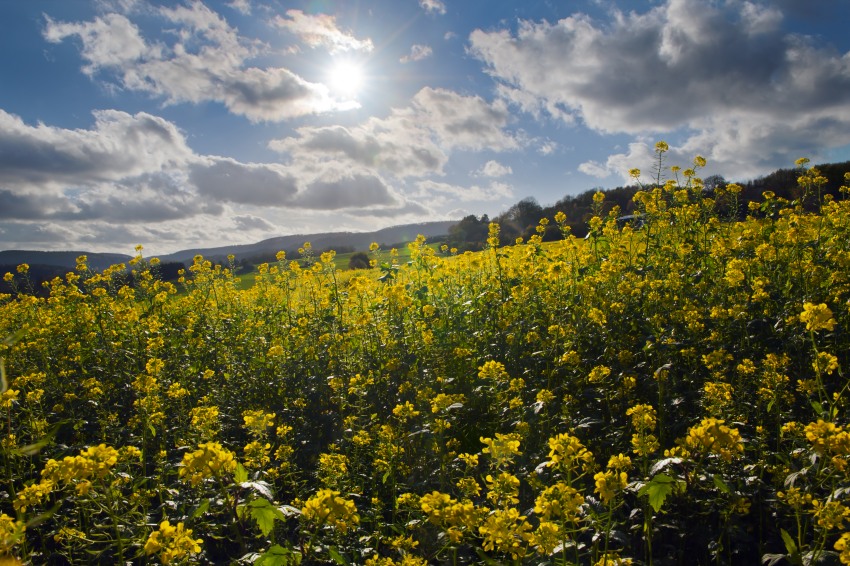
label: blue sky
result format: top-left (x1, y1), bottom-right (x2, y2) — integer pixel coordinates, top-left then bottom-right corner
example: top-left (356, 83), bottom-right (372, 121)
top-left (2, 0), bottom-right (850, 254)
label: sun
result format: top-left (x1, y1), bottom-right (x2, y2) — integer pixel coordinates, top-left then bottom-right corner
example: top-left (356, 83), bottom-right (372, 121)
top-left (326, 59), bottom-right (365, 97)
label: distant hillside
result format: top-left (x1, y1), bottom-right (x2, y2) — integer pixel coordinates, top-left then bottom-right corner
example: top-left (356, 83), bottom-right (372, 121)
top-left (0, 221), bottom-right (458, 271)
top-left (156, 221), bottom-right (458, 264)
top-left (0, 251), bottom-right (133, 271)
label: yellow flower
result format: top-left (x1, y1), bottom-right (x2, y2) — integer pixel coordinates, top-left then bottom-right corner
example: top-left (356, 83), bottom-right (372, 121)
top-left (607, 453), bottom-right (632, 471)
top-left (594, 552), bottom-right (634, 565)
top-left (13, 480), bottom-right (53, 512)
top-left (485, 472), bottom-right (521, 506)
top-left (547, 433), bottom-right (593, 474)
top-left (480, 433), bottom-right (522, 467)
top-left (682, 418), bottom-right (743, 462)
top-left (144, 520), bottom-right (202, 564)
top-left (0, 514), bottom-right (26, 555)
top-left (0, 390), bottom-right (19, 410)
top-left (814, 351), bottom-right (839, 375)
top-left (478, 508), bottom-right (532, 559)
top-left (588, 365), bottom-right (611, 383)
top-left (179, 442), bottom-right (237, 486)
top-left (835, 532), bottom-right (850, 565)
top-left (626, 404), bottom-right (657, 431)
top-left (800, 302), bottom-right (836, 332)
top-left (594, 470), bottom-right (628, 504)
top-left (392, 401), bottom-right (420, 420)
top-left (811, 500), bottom-right (849, 531)
top-left (301, 489), bottom-right (360, 533)
top-left (532, 520), bottom-right (563, 556)
top-left (534, 482), bottom-right (583, 522)
top-left (242, 409), bottom-right (275, 436)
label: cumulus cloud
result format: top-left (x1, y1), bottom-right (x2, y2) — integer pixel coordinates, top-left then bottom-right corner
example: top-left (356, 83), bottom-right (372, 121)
top-left (294, 174), bottom-right (399, 209)
top-left (270, 87), bottom-right (520, 179)
top-left (400, 44), bottom-right (433, 63)
top-left (274, 9), bottom-right (373, 53)
top-left (44, 3), bottom-right (359, 121)
top-left (0, 109), bottom-right (191, 191)
top-left (227, 0), bottom-right (251, 15)
top-left (233, 215), bottom-right (275, 231)
top-left (475, 160), bottom-right (512, 178)
top-left (415, 179), bottom-right (513, 202)
top-left (469, 0), bottom-right (850, 179)
top-left (189, 158), bottom-right (299, 206)
top-left (0, 106), bottom-right (431, 254)
top-left (577, 160), bottom-right (611, 179)
top-left (419, 0), bottom-right (447, 15)
top-left (410, 87), bottom-right (518, 152)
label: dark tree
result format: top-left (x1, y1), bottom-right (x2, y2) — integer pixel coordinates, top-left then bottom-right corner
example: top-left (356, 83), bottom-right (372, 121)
top-left (348, 252), bottom-right (370, 270)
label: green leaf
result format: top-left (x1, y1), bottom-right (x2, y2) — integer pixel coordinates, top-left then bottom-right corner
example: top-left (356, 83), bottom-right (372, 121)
top-left (247, 498), bottom-right (287, 536)
top-left (712, 474), bottom-right (730, 493)
top-left (780, 528), bottom-right (797, 556)
top-left (192, 499), bottom-right (210, 519)
top-left (234, 462), bottom-right (248, 483)
top-left (328, 547), bottom-right (349, 565)
top-left (255, 544), bottom-right (302, 566)
top-left (639, 473), bottom-right (676, 512)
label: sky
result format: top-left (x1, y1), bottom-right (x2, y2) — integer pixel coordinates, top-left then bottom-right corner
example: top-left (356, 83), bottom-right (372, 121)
top-left (1, 0), bottom-right (850, 255)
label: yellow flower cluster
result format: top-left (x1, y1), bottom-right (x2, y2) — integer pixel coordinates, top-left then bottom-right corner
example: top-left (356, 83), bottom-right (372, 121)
top-left (37, 444), bottom-right (123, 498)
top-left (547, 432), bottom-right (593, 475)
top-left (478, 507), bottom-right (532, 560)
top-left (805, 420), bottom-right (850, 453)
top-left (480, 433), bottom-right (522, 468)
top-left (800, 302), bottom-right (836, 332)
top-left (179, 442), bottom-right (237, 485)
top-left (485, 472), bottom-right (520, 507)
top-left (0, 513), bottom-right (26, 554)
top-left (836, 532), bottom-right (850, 565)
top-left (534, 482), bottom-right (584, 522)
top-left (242, 409), bottom-right (275, 436)
top-left (681, 418), bottom-right (744, 462)
top-left (594, 458), bottom-right (630, 506)
top-left (144, 520), bottom-right (202, 564)
top-left (301, 488), bottom-right (360, 533)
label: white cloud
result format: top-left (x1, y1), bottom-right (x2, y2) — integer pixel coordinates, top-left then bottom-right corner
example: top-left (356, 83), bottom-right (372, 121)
top-left (44, 3), bottom-right (359, 122)
top-left (227, 0), bottom-right (251, 15)
top-left (43, 13), bottom-right (149, 74)
top-left (469, 0), bottom-right (850, 177)
top-left (419, 0), bottom-right (447, 15)
top-left (415, 179), bottom-right (513, 202)
top-left (400, 44), bottom-right (433, 63)
top-left (274, 9), bottom-right (373, 53)
top-left (411, 87), bottom-right (518, 152)
top-left (0, 109), bottom-right (191, 190)
top-left (740, 1), bottom-right (783, 35)
top-left (0, 107), bottom-right (435, 254)
top-left (476, 160), bottom-right (512, 178)
top-left (577, 160), bottom-right (610, 178)
top-left (294, 173), bottom-right (400, 209)
top-left (233, 215), bottom-right (275, 231)
top-left (269, 87), bottom-right (520, 179)
top-left (537, 140), bottom-right (558, 155)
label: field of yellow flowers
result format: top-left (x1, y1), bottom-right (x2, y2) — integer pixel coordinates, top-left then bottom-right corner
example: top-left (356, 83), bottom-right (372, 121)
top-left (1, 149), bottom-right (850, 565)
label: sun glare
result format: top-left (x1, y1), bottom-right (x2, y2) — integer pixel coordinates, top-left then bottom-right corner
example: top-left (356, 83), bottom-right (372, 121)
top-left (327, 60), bottom-right (364, 97)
